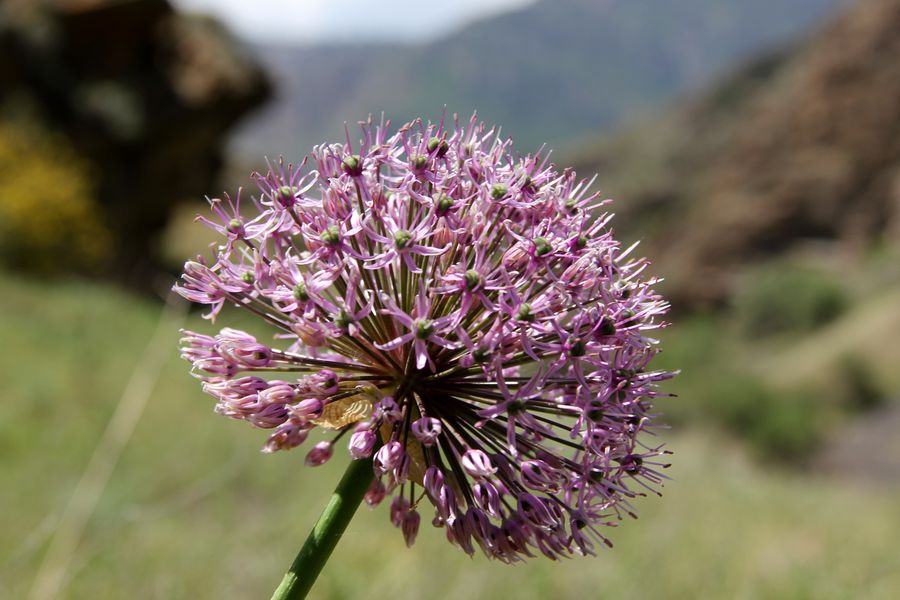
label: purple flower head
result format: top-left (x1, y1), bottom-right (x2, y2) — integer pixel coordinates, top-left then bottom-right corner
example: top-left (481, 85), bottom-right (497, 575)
top-left (175, 114), bottom-right (675, 562)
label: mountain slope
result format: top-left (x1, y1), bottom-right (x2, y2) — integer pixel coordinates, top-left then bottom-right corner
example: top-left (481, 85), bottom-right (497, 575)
top-left (232, 0), bottom-right (844, 158)
top-left (567, 0), bottom-right (900, 307)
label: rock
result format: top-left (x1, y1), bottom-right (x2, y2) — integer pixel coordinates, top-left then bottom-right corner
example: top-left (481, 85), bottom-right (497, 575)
top-left (666, 0), bottom-right (900, 306)
top-left (565, 0), bottom-right (900, 309)
top-left (0, 0), bottom-right (270, 284)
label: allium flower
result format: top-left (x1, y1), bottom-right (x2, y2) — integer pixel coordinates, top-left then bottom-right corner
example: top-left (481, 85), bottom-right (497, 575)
top-left (176, 114), bottom-right (675, 562)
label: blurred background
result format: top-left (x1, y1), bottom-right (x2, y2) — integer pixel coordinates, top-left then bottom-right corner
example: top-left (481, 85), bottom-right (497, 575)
top-left (2, 0), bottom-right (899, 597)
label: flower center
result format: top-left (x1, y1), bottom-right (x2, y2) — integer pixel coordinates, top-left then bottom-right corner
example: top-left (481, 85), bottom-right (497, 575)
top-left (394, 229), bottom-right (413, 249)
top-left (334, 309), bottom-right (353, 330)
top-left (427, 137), bottom-right (449, 157)
top-left (463, 269), bottom-right (481, 290)
top-left (516, 303), bottom-right (535, 322)
top-left (598, 317), bottom-right (616, 337)
top-left (320, 225), bottom-right (341, 246)
top-left (436, 195), bottom-right (454, 215)
top-left (415, 319), bottom-right (434, 340)
top-left (508, 399), bottom-right (526, 414)
top-left (278, 185), bottom-right (298, 206)
top-left (534, 237), bottom-right (553, 257)
top-left (342, 155), bottom-right (362, 176)
top-left (620, 455), bottom-right (643, 475)
top-left (568, 338), bottom-right (586, 357)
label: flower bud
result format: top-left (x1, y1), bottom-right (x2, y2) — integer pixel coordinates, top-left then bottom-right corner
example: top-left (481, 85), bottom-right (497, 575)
top-left (248, 404), bottom-right (289, 428)
top-left (375, 396), bottom-right (401, 423)
top-left (348, 429), bottom-right (376, 459)
top-left (461, 449), bottom-right (497, 478)
top-left (290, 398), bottom-right (324, 421)
top-left (473, 481), bottom-right (501, 517)
top-left (364, 478), bottom-right (387, 507)
top-left (423, 466), bottom-right (445, 501)
top-left (374, 440), bottom-right (404, 474)
top-left (402, 509), bottom-right (421, 547)
top-left (258, 383), bottom-right (296, 405)
top-left (304, 441), bottom-right (333, 466)
top-left (390, 495), bottom-right (411, 528)
top-left (262, 422), bottom-right (308, 453)
top-left (411, 416), bottom-right (442, 446)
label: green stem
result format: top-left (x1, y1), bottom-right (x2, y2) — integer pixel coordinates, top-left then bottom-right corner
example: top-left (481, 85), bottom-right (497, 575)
top-left (269, 458), bottom-right (374, 600)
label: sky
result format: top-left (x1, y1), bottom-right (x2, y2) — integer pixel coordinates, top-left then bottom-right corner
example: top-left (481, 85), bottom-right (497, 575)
top-left (172, 0), bottom-right (536, 45)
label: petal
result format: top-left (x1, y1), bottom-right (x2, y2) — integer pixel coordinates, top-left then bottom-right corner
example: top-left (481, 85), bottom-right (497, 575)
top-left (402, 252), bottom-right (422, 274)
top-left (375, 332), bottom-right (415, 351)
top-left (411, 244), bottom-right (448, 256)
top-left (415, 340), bottom-right (428, 370)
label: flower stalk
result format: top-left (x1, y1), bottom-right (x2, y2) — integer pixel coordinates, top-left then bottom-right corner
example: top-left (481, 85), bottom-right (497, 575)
top-left (270, 457), bottom-right (374, 600)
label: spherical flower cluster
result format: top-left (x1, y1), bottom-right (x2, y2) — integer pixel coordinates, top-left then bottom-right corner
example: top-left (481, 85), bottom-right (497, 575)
top-left (176, 115), bottom-right (675, 562)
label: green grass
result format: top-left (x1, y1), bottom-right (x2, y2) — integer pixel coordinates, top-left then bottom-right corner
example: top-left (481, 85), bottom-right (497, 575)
top-left (754, 287), bottom-right (900, 393)
top-left (733, 262), bottom-right (849, 339)
top-left (2, 273), bottom-right (899, 599)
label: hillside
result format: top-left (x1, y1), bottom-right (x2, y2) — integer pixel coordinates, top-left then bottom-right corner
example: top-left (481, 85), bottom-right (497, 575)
top-left (3, 271), bottom-right (900, 597)
top-left (230, 0), bottom-right (843, 158)
top-left (566, 0), bottom-right (900, 307)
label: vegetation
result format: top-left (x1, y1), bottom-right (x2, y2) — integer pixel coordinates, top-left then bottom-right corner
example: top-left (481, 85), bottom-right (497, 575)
top-left (2, 270), bottom-right (898, 598)
top-left (652, 316), bottom-right (826, 463)
top-left (734, 263), bottom-right (848, 338)
top-left (652, 252), bottom-right (895, 464)
top-left (0, 123), bottom-right (110, 272)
